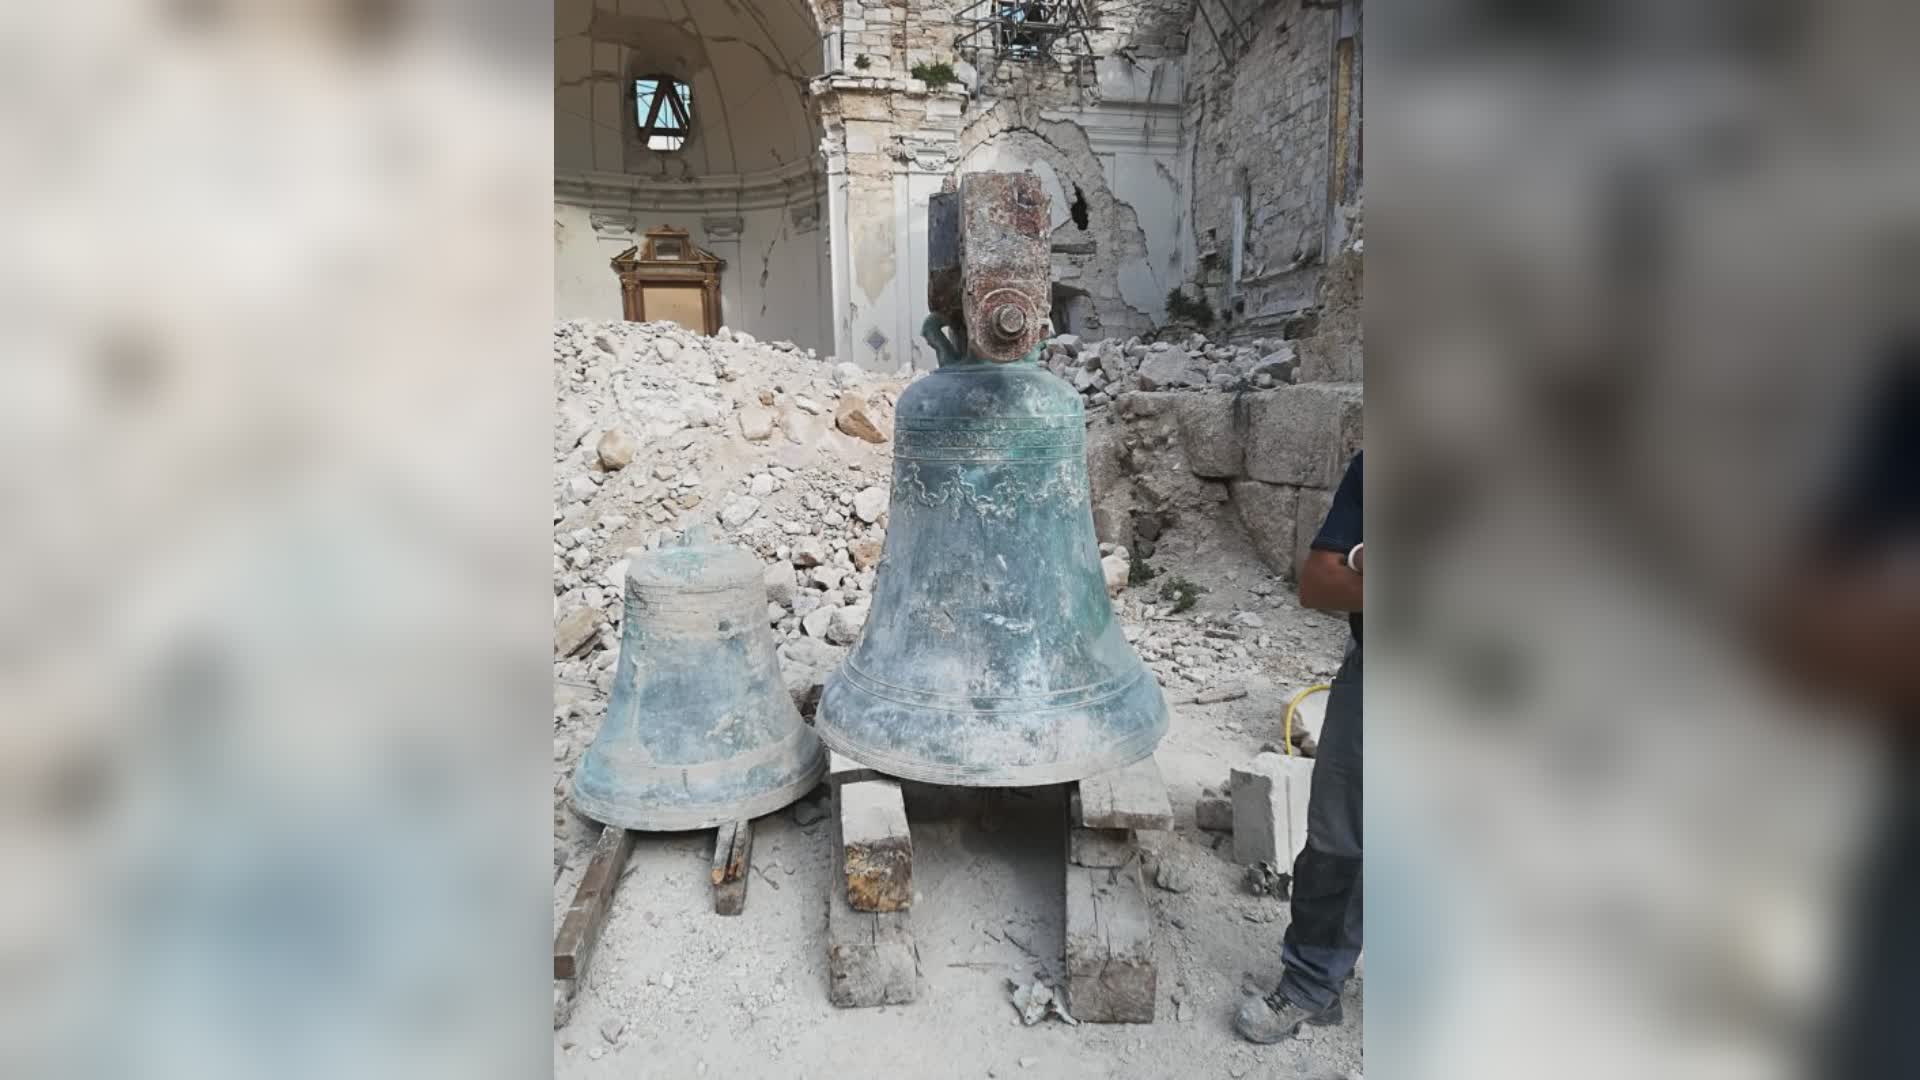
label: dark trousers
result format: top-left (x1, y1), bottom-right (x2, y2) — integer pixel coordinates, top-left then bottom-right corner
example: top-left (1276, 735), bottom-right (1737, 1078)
top-left (1821, 757), bottom-right (1919, 1079)
top-left (1276, 641), bottom-right (1362, 1011)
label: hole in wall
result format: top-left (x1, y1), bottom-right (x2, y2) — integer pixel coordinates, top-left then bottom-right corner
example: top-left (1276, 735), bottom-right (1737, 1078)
top-left (1069, 185), bottom-right (1089, 231)
top-left (1050, 284), bottom-right (1094, 338)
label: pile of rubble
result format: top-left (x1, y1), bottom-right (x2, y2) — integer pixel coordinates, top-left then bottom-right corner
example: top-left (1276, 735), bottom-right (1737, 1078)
top-left (551, 318), bottom-right (1347, 755)
top-left (551, 319), bottom-right (910, 725)
top-left (1041, 332), bottom-right (1298, 407)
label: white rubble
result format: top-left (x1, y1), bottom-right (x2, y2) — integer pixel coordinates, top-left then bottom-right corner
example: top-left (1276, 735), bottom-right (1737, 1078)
top-left (1040, 332), bottom-right (1299, 405)
top-left (552, 318), bottom-right (906, 702)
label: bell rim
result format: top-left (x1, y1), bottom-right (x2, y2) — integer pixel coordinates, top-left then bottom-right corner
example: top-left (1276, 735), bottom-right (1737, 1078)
top-left (812, 722), bottom-right (1163, 788)
top-left (568, 755), bottom-right (826, 832)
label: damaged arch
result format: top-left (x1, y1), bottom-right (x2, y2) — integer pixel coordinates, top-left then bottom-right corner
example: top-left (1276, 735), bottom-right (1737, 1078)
top-left (953, 104), bottom-right (1162, 337)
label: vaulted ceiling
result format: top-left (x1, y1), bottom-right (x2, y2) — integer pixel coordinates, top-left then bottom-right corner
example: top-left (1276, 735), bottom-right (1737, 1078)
top-left (555, 0), bottom-right (824, 180)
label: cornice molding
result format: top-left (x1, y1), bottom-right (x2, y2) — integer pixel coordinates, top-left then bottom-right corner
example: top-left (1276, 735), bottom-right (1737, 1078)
top-left (556, 159), bottom-right (824, 213)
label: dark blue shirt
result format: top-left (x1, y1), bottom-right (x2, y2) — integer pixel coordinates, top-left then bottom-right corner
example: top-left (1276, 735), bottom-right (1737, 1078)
top-left (1310, 452), bottom-right (1363, 642)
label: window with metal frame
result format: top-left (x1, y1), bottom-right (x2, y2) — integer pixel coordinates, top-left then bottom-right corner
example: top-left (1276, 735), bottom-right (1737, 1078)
top-left (634, 76), bottom-right (691, 152)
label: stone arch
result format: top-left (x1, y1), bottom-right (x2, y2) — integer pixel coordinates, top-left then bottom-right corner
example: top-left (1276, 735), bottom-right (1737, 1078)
top-left (953, 105), bottom-right (1158, 339)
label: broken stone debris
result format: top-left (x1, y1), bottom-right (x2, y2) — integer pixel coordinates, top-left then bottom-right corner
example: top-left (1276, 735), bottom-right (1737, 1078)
top-left (1042, 331), bottom-right (1297, 405)
top-left (1008, 979), bottom-right (1078, 1026)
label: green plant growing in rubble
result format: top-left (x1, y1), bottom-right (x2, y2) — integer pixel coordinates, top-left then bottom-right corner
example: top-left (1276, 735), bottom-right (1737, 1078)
top-left (854, 54), bottom-right (872, 70)
top-left (911, 60), bottom-right (958, 89)
top-left (1165, 288), bottom-right (1215, 328)
top-left (1159, 576), bottom-right (1207, 613)
top-left (1128, 549), bottom-right (1160, 586)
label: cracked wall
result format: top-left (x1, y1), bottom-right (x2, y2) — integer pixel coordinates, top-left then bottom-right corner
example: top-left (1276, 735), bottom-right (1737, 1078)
top-left (815, 0), bottom-right (1193, 369)
top-left (1182, 0), bottom-right (1361, 339)
top-left (554, 200), bottom-right (831, 353)
top-left (956, 109), bottom-right (1164, 339)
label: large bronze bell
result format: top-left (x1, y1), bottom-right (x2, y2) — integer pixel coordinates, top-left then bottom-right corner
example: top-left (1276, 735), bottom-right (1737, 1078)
top-left (572, 530), bottom-right (826, 829)
top-left (815, 172), bottom-right (1169, 786)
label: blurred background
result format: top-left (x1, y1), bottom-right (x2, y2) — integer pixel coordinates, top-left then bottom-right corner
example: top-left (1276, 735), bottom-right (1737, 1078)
top-left (1366, 1), bottom-right (1917, 1078)
top-left (2, 0), bottom-right (1915, 1078)
top-left (0, 3), bottom-right (551, 1078)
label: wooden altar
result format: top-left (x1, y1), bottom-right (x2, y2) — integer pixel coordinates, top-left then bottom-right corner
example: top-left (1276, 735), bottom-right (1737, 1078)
top-left (611, 226), bottom-right (725, 335)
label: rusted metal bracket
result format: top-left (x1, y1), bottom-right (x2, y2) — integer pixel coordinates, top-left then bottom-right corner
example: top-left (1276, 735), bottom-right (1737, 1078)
top-left (926, 171), bottom-right (1051, 363)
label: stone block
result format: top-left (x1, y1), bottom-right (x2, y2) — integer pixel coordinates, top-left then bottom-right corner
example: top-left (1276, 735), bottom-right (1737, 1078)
top-left (1136, 351), bottom-right (1205, 390)
top-left (1230, 752), bottom-right (1314, 868)
top-left (1194, 790), bottom-right (1233, 832)
top-left (1243, 385), bottom-right (1363, 488)
top-left (1292, 486), bottom-right (1336, 578)
top-left (1229, 480), bottom-right (1299, 575)
top-left (1174, 394), bottom-right (1246, 478)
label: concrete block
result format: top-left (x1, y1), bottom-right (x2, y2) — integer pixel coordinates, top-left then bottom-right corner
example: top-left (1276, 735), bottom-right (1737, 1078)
top-left (1231, 752), bottom-right (1314, 868)
top-left (1244, 385), bottom-right (1362, 488)
top-left (1229, 479), bottom-right (1300, 575)
top-left (1064, 861), bottom-right (1156, 1022)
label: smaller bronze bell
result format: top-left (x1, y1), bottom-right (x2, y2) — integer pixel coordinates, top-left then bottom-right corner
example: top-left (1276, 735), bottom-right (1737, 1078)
top-left (572, 530), bottom-right (825, 830)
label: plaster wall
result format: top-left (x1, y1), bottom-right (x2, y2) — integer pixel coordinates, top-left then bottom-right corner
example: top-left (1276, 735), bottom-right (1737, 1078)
top-left (555, 0), bottom-right (832, 353)
top-left (1183, 0), bottom-right (1361, 338)
top-left (819, 49), bottom-right (1190, 370)
top-left (554, 197), bottom-right (831, 355)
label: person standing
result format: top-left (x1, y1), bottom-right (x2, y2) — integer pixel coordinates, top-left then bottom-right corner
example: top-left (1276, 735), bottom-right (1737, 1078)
top-left (1236, 450), bottom-right (1364, 1044)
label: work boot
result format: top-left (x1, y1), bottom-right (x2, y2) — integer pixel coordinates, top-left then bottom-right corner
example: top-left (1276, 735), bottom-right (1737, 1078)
top-left (1232, 990), bottom-right (1344, 1044)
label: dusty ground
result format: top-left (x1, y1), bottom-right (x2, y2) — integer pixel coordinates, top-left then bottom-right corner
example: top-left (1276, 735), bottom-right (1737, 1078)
top-left (553, 570), bottom-right (1360, 1080)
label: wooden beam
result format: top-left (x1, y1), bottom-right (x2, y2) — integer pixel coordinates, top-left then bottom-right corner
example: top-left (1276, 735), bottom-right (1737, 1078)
top-left (553, 825), bottom-right (637, 981)
top-left (711, 819), bottom-right (754, 916)
top-left (826, 793), bottom-right (918, 1007)
top-left (1064, 859), bottom-right (1157, 1023)
top-left (1076, 755), bottom-right (1174, 831)
top-left (841, 780), bottom-right (913, 913)
top-left (1067, 790), bottom-right (1137, 869)
top-left (827, 749), bottom-right (886, 790)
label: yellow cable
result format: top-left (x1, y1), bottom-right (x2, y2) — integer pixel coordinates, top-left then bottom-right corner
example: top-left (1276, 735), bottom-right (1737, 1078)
top-left (1282, 684), bottom-right (1332, 757)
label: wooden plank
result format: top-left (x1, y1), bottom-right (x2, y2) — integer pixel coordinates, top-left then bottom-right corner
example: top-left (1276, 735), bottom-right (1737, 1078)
top-left (826, 797), bottom-right (918, 1007)
top-left (711, 819), bottom-right (753, 916)
top-left (1064, 859), bottom-right (1157, 1023)
top-left (553, 825), bottom-right (637, 981)
top-left (828, 749), bottom-right (885, 789)
top-left (1076, 754), bottom-right (1174, 831)
top-left (1067, 790), bottom-right (1137, 869)
top-left (841, 780), bottom-right (913, 912)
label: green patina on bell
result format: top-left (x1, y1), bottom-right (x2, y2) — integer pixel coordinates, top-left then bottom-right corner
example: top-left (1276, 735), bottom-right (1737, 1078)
top-left (815, 172), bottom-right (1168, 786)
top-left (573, 528), bottom-right (825, 829)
